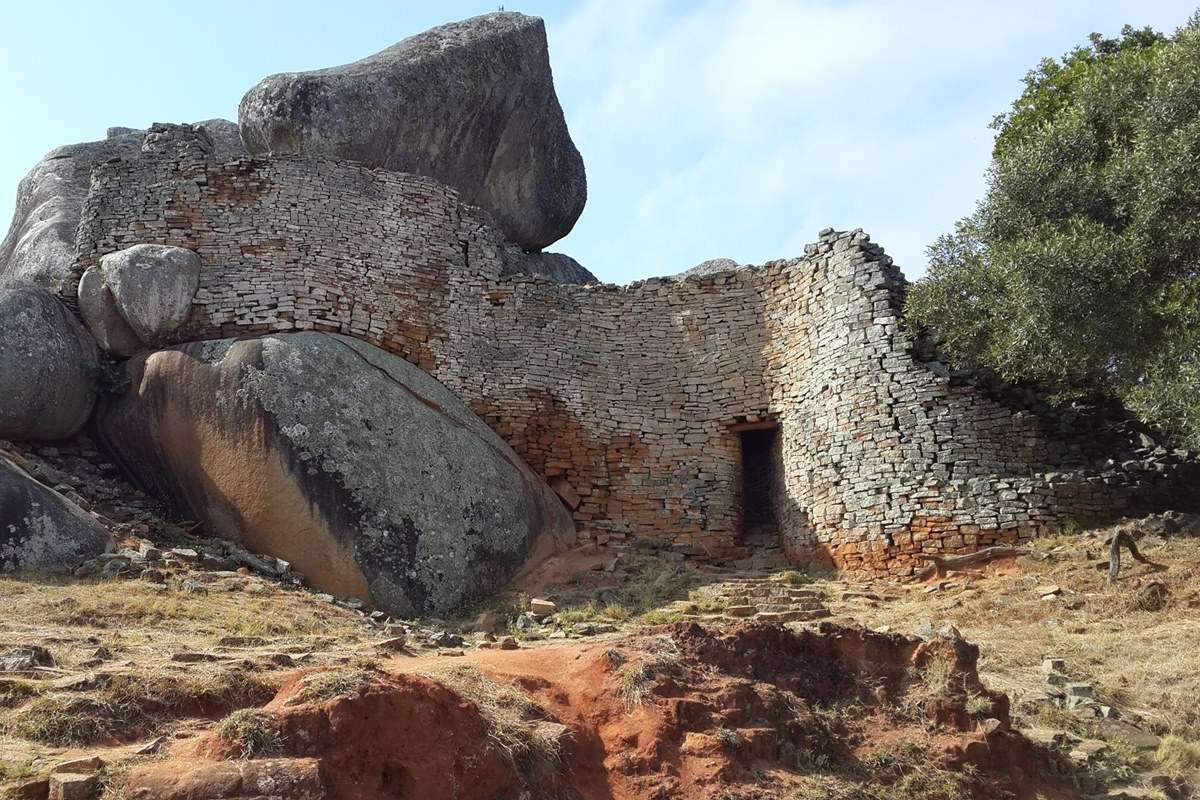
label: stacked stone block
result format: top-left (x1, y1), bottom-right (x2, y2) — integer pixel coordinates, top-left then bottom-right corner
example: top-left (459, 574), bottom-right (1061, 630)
top-left (69, 125), bottom-right (1200, 577)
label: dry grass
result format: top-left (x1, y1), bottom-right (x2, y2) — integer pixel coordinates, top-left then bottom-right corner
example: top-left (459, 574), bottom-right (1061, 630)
top-left (0, 571), bottom-right (360, 766)
top-left (771, 568), bottom-right (832, 587)
top-left (527, 556), bottom-right (702, 628)
top-left (1156, 735), bottom-right (1200, 777)
top-left (0, 575), bottom-right (363, 640)
top-left (553, 599), bottom-right (633, 625)
top-left (0, 758), bottom-right (36, 784)
top-left (616, 634), bottom-right (681, 710)
top-left (417, 664), bottom-right (564, 770)
top-left (788, 744), bottom-right (977, 800)
top-left (215, 708), bottom-right (283, 759)
top-left (299, 668), bottom-right (375, 702)
top-left (0, 680), bottom-right (40, 710)
top-left (913, 655), bottom-right (957, 696)
top-left (2, 667), bottom-right (278, 746)
top-left (833, 534), bottom-right (1200, 736)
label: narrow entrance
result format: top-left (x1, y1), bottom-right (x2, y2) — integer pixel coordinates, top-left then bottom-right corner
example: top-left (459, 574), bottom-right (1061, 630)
top-left (735, 421), bottom-right (781, 549)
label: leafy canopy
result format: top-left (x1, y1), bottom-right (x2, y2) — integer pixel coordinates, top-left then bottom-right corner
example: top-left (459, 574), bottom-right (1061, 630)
top-left (906, 17), bottom-right (1200, 447)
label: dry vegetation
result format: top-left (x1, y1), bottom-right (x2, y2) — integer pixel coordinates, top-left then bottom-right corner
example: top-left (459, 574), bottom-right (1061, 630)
top-left (0, 574), bottom-right (363, 640)
top-left (3, 524), bottom-right (1199, 798)
top-left (821, 532), bottom-right (1200, 739)
top-left (508, 554), bottom-right (707, 627)
top-left (414, 663), bottom-right (565, 772)
top-left (0, 571), bottom-right (374, 784)
top-left (214, 708), bottom-right (283, 759)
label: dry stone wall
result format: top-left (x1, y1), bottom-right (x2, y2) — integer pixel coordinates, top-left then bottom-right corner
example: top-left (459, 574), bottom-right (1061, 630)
top-left (70, 125), bottom-right (1199, 576)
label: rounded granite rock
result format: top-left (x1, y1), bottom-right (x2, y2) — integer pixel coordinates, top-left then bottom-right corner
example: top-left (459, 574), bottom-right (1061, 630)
top-left (97, 244), bottom-right (201, 346)
top-left (0, 286), bottom-right (99, 441)
top-left (97, 332), bottom-right (575, 615)
top-left (78, 265), bottom-right (144, 356)
top-left (0, 452), bottom-right (112, 572)
top-left (238, 12), bottom-right (586, 251)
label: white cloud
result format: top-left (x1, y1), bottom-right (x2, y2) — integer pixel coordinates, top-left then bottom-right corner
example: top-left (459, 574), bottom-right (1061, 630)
top-left (546, 0), bottom-right (1197, 283)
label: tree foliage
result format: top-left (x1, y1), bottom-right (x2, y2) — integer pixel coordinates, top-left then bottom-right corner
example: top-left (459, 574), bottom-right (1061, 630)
top-left (906, 17), bottom-right (1200, 447)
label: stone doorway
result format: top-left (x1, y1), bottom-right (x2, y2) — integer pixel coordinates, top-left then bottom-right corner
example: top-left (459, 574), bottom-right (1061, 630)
top-left (735, 420), bottom-right (782, 550)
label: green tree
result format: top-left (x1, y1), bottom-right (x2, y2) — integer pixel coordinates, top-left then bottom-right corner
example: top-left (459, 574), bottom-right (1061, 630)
top-left (906, 17), bottom-right (1200, 447)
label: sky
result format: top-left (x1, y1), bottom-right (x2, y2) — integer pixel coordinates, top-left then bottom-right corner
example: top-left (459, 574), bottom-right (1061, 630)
top-left (1, 1), bottom-right (1195, 284)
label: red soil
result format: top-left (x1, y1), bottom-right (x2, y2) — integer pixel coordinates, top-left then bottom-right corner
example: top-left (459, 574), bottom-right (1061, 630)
top-left (125, 622), bottom-right (1076, 800)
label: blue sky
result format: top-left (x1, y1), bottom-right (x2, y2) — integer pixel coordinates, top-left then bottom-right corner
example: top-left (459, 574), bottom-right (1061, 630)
top-left (1, 1), bottom-right (1195, 284)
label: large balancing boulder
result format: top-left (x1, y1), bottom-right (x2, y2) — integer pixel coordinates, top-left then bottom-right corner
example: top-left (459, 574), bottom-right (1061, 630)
top-left (97, 332), bottom-right (574, 615)
top-left (0, 286), bottom-right (99, 441)
top-left (1, 452), bottom-right (112, 572)
top-left (238, 12), bottom-right (586, 251)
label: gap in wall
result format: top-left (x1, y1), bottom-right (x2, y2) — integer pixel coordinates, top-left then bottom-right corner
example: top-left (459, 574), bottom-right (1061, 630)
top-left (737, 421), bottom-right (781, 549)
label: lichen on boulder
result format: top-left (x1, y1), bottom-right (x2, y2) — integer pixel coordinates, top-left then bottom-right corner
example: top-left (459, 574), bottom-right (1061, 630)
top-left (79, 244), bottom-right (202, 354)
top-left (97, 332), bottom-right (574, 615)
top-left (0, 452), bottom-right (112, 572)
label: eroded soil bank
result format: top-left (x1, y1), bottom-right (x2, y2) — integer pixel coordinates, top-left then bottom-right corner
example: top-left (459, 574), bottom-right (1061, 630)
top-left (125, 622), bottom-right (1073, 800)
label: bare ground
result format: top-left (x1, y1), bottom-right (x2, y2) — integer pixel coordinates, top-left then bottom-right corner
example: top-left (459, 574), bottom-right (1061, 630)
top-left (2, 523), bottom-right (1199, 798)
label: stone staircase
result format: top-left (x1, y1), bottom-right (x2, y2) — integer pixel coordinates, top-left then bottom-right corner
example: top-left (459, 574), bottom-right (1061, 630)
top-left (678, 572), bottom-right (832, 625)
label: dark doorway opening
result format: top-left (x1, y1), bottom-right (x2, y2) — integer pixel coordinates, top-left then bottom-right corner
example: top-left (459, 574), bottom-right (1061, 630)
top-left (736, 421), bottom-right (780, 549)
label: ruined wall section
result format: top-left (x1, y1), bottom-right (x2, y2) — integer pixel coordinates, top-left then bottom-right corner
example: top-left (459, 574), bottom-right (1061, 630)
top-left (778, 230), bottom-right (1197, 576)
top-left (74, 125), bottom-right (462, 373)
top-left (70, 126), bottom-right (1198, 573)
top-left (441, 223), bottom-right (780, 556)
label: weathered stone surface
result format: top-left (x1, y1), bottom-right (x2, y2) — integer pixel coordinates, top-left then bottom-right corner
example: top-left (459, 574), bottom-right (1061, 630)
top-left (0, 286), bottom-right (98, 441)
top-left (0, 132), bottom-right (141, 290)
top-left (190, 118), bottom-right (248, 162)
top-left (125, 757), bottom-right (325, 800)
top-left (238, 12), bottom-right (586, 251)
top-left (96, 332), bottom-right (574, 615)
top-left (97, 244), bottom-right (201, 345)
top-left (70, 123), bottom-right (1200, 573)
top-left (678, 257), bottom-right (741, 279)
top-left (0, 120), bottom-right (241, 291)
top-left (506, 251), bottom-right (598, 284)
top-left (78, 266), bottom-right (143, 355)
top-left (0, 452), bottom-right (112, 572)
top-left (48, 772), bottom-right (100, 800)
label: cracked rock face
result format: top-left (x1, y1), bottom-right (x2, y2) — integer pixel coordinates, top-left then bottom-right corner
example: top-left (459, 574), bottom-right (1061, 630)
top-left (96, 332), bottom-right (575, 615)
top-left (0, 452), bottom-right (112, 572)
top-left (0, 286), bottom-right (99, 442)
top-left (238, 12), bottom-right (586, 251)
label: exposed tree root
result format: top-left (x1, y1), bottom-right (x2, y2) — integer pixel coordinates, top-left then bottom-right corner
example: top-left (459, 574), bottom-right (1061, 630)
top-left (1108, 530), bottom-right (1167, 584)
top-left (915, 546), bottom-right (1032, 581)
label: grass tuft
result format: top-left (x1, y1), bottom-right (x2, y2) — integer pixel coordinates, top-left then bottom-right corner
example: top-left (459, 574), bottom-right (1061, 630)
top-left (1156, 735), bottom-right (1200, 777)
top-left (2, 668), bottom-right (277, 746)
top-left (299, 668), bottom-right (374, 702)
top-left (215, 708), bottom-right (283, 758)
top-left (914, 655), bottom-right (957, 697)
top-left (0, 679), bottom-right (40, 709)
top-left (418, 664), bottom-right (565, 771)
top-left (616, 634), bottom-right (681, 710)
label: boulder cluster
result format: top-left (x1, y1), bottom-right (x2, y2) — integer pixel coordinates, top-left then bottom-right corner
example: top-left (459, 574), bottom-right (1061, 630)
top-left (0, 12), bottom-right (582, 615)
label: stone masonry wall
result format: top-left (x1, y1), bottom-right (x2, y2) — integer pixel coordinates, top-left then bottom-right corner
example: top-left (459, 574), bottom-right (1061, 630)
top-left (70, 125), bottom-right (1199, 576)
